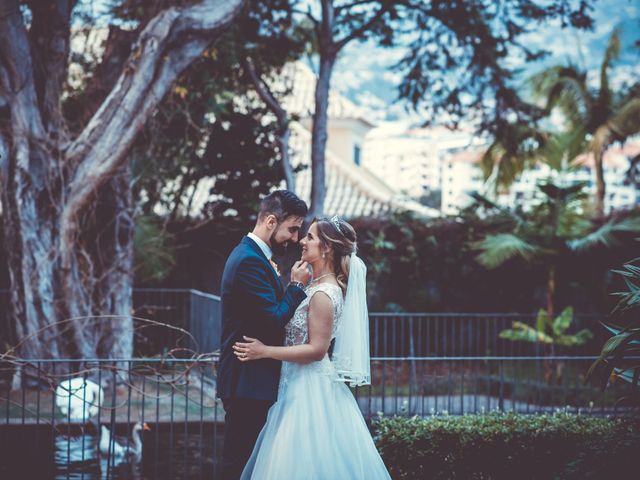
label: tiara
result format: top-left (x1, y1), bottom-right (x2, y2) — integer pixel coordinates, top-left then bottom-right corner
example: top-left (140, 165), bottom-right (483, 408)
top-left (330, 215), bottom-right (341, 231)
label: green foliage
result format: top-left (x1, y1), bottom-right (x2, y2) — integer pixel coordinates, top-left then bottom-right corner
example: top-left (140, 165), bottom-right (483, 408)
top-left (499, 307), bottom-right (593, 347)
top-left (133, 215), bottom-right (175, 283)
top-left (111, 0), bottom-right (312, 222)
top-left (396, 1), bottom-right (594, 134)
top-left (485, 28), bottom-right (639, 202)
top-left (474, 233), bottom-right (539, 268)
top-left (347, 211), bottom-right (638, 314)
top-left (526, 29), bottom-right (640, 214)
top-left (471, 180), bottom-right (640, 316)
top-left (588, 242), bottom-right (640, 395)
top-left (373, 412), bottom-right (640, 479)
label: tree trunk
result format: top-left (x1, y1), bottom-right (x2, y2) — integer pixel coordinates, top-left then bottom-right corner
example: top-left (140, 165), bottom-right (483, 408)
top-left (307, 0), bottom-right (338, 221)
top-left (593, 146), bottom-right (606, 217)
top-left (0, 0), bottom-right (244, 380)
top-left (546, 264), bottom-right (556, 321)
top-left (309, 53), bottom-right (336, 220)
top-left (306, 0), bottom-right (387, 220)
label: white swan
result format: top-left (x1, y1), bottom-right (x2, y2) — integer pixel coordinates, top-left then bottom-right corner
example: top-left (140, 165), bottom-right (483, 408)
top-left (100, 422), bottom-right (150, 462)
top-left (55, 377), bottom-right (104, 421)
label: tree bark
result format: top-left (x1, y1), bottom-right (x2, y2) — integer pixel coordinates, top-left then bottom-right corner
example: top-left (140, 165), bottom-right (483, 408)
top-left (546, 264), bottom-right (556, 321)
top-left (593, 145), bottom-right (607, 218)
top-left (0, 0), bottom-right (244, 377)
top-left (308, 0), bottom-right (337, 220)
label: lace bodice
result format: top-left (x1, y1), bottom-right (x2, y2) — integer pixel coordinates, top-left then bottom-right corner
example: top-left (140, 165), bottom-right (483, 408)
top-left (284, 283), bottom-right (344, 346)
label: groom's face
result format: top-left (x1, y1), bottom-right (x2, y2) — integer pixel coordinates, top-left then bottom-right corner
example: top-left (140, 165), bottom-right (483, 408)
top-left (269, 215), bottom-right (304, 255)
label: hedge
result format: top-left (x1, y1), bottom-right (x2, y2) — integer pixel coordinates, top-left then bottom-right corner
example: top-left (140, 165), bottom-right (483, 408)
top-left (373, 411), bottom-right (640, 479)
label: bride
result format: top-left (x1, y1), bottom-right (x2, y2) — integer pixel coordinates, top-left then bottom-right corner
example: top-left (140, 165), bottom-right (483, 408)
top-left (233, 216), bottom-right (391, 479)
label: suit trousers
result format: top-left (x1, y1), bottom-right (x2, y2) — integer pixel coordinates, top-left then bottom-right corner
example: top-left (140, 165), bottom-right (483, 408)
top-left (220, 397), bottom-right (273, 480)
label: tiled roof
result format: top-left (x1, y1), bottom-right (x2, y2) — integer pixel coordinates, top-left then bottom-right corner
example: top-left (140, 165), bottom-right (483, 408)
top-left (185, 61), bottom-right (439, 219)
top-left (289, 123), bottom-right (439, 219)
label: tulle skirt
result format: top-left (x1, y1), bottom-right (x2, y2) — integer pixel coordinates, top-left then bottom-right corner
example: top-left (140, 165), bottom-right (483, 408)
top-left (241, 357), bottom-right (391, 479)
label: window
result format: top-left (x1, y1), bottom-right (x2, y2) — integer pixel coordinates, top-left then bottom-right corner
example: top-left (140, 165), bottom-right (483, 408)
top-left (354, 144), bottom-right (361, 166)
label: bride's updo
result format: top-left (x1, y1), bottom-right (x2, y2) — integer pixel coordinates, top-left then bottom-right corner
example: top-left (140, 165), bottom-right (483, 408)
top-left (314, 216), bottom-right (357, 294)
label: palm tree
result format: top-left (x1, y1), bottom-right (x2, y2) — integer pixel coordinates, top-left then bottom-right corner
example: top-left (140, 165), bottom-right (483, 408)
top-left (480, 126), bottom-right (586, 198)
top-left (471, 180), bottom-right (640, 320)
top-left (529, 29), bottom-right (640, 216)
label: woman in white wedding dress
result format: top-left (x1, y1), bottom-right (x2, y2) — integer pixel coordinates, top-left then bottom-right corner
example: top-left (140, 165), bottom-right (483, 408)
top-left (233, 216), bottom-right (391, 480)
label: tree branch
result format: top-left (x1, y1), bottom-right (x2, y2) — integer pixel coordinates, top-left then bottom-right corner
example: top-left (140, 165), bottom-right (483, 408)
top-left (78, 26), bottom-right (137, 125)
top-left (0, 0), bottom-right (47, 145)
top-left (292, 7), bottom-right (320, 27)
top-left (60, 0), bottom-right (245, 267)
top-left (27, 0), bottom-right (76, 134)
top-left (243, 57), bottom-right (288, 126)
top-left (242, 56), bottom-right (295, 190)
top-left (335, 0), bottom-right (378, 14)
top-left (335, 4), bottom-right (389, 50)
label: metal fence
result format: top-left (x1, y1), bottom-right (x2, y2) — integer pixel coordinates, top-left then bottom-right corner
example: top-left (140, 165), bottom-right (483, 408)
top-left (0, 289), bottom-right (222, 357)
top-left (0, 355), bottom-right (632, 479)
top-left (0, 289), bottom-right (610, 358)
top-left (0, 289), bottom-right (623, 478)
top-left (132, 289), bottom-right (221, 355)
top-left (368, 313), bottom-right (608, 357)
top-left (1, 358), bottom-right (223, 480)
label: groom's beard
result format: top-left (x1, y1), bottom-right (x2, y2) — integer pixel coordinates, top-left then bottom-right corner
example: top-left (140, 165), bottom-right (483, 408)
top-left (269, 230), bottom-right (289, 256)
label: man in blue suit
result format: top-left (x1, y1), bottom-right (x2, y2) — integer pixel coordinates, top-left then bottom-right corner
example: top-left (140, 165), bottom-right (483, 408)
top-left (217, 190), bottom-right (311, 479)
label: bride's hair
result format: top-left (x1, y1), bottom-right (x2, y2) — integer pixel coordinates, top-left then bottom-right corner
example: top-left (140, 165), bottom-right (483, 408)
top-left (314, 217), bottom-right (357, 294)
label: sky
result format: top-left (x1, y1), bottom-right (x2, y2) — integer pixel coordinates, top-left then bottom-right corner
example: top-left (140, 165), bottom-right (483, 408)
top-left (85, 0), bottom-right (639, 126)
top-left (329, 0), bottom-right (640, 124)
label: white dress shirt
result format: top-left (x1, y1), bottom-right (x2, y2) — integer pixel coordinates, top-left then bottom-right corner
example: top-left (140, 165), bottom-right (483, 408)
top-left (247, 232), bottom-right (273, 260)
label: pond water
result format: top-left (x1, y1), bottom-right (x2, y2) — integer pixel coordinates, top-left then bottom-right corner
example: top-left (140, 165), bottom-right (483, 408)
top-left (1, 424), bottom-right (224, 479)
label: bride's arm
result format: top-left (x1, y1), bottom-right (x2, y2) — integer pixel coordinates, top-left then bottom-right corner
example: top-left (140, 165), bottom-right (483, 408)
top-left (233, 292), bottom-right (333, 363)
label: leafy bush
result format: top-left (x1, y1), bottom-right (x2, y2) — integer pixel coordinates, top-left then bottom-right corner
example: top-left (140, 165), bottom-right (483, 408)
top-left (373, 411), bottom-right (640, 479)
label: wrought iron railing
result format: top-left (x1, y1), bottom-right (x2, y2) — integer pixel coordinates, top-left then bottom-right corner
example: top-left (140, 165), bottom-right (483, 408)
top-left (0, 355), bottom-right (631, 479)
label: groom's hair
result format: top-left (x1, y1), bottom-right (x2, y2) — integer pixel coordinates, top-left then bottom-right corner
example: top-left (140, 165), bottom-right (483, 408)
top-left (258, 190), bottom-right (308, 222)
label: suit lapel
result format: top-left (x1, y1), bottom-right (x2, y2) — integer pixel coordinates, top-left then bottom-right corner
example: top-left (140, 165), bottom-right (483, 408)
top-left (242, 237), bottom-right (284, 295)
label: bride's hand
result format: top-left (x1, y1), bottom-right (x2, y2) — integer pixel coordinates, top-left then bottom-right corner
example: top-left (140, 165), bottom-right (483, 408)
top-left (233, 336), bottom-right (266, 361)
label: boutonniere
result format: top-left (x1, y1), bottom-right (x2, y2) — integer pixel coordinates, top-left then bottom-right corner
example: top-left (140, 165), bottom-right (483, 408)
top-left (269, 259), bottom-right (281, 276)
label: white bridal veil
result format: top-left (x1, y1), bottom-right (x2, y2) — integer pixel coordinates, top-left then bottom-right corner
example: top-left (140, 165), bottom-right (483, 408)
top-left (332, 253), bottom-right (371, 386)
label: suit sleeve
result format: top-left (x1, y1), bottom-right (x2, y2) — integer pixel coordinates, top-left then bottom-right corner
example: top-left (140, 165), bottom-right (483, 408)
top-left (233, 256), bottom-right (307, 336)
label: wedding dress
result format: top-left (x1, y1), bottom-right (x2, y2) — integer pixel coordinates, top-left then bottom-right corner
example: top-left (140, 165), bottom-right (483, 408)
top-left (240, 282), bottom-right (391, 479)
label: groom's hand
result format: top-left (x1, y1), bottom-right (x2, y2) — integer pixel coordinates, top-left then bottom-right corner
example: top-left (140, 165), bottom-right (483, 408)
top-left (291, 260), bottom-right (311, 286)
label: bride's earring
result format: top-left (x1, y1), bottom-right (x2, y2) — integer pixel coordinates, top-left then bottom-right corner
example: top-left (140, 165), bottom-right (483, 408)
top-left (322, 251), bottom-right (326, 259)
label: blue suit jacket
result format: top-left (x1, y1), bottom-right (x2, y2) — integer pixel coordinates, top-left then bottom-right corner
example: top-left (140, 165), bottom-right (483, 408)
top-left (217, 236), bottom-right (307, 402)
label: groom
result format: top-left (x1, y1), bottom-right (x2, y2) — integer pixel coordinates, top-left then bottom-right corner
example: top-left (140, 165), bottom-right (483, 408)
top-left (217, 190), bottom-right (311, 479)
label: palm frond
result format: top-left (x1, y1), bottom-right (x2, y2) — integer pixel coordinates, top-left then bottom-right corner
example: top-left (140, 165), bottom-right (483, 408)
top-left (608, 97), bottom-right (640, 139)
top-left (611, 252), bottom-right (640, 311)
top-left (538, 181), bottom-right (586, 201)
top-left (468, 191), bottom-right (526, 225)
top-left (568, 216), bottom-right (640, 252)
top-left (556, 329), bottom-right (593, 346)
top-left (613, 367), bottom-right (640, 385)
top-left (539, 128), bottom-right (587, 171)
top-left (552, 306), bottom-right (574, 336)
top-left (473, 233), bottom-right (539, 268)
top-left (480, 125), bottom-right (543, 190)
top-left (535, 309), bottom-right (550, 333)
top-left (499, 321), bottom-right (553, 344)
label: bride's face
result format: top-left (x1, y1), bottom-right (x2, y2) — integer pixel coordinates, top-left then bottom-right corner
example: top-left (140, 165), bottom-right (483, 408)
top-left (300, 222), bottom-right (326, 264)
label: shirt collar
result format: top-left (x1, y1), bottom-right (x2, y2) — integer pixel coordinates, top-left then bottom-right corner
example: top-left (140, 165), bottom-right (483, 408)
top-left (247, 232), bottom-right (273, 260)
